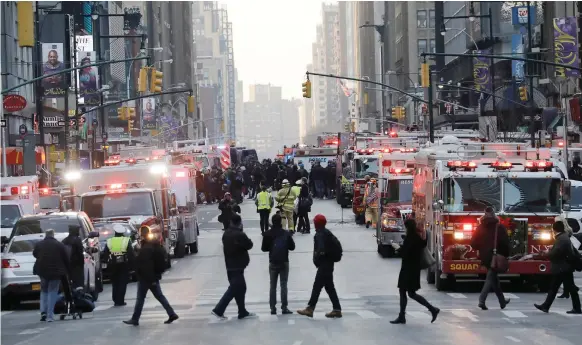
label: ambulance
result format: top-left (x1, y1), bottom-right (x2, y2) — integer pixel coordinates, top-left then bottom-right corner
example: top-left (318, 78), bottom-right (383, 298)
top-left (67, 162), bottom-right (188, 268)
top-left (412, 136), bottom-right (570, 291)
top-left (1, 176), bottom-right (41, 242)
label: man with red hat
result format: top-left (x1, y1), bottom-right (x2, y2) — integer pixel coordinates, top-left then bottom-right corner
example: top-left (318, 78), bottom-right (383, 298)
top-left (297, 214), bottom-right (342, 318)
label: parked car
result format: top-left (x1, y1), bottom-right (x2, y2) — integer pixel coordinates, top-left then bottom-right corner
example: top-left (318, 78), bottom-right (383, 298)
top-left (1, 232), bottom-right (99, 309)
top-left (7, 212), bottom-right (103, 294)
top-left (92, 221), bottom-right (139, 281)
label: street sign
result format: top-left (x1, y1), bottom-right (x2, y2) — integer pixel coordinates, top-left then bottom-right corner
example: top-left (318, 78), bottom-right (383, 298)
top-left (92, 118), bottom-right (98, 126)
top-left (58, 120), bottom-right (66, 127)
top-left (534, 114), bottom-right (542, 121)
top-left (18, 124), bottom-right (27, 136)
top-left (3, 94), bottom-right (27, 112)
top-left (1, 119), bottom-right (6, 128)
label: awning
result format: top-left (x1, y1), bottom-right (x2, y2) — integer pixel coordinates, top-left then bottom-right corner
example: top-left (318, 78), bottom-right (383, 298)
top-left (0, 147), bottom-right (45, 165)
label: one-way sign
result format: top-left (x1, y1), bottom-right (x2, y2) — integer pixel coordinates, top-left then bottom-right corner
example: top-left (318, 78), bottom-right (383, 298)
top-left (534, 114), bottom-right (542, 121)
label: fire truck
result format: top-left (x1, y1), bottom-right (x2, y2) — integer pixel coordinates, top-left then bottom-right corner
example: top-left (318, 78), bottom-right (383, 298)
top-left (67, 162), bottom-right (192, 268)
top-left (413, 136), bottom-right (571, 291)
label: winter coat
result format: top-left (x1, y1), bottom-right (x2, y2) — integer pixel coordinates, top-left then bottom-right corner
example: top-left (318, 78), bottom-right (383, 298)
top-left (397, 231), bottom-right (427, 291)
top-left (471, 216), bottom-right (510, 269)
top-left (218, 199), bottom-right (240, 223)
top-left (297, 185), bottom-right (312, 213)
top-left (276, 185), bottom-right (298, 212)
top-left (61, 234), bottom-right (85, 288)
top-left (261, 225), bottom-right (296, 264)
top-left (312, 228), bottom-right (335, 269)
top-left (222, 224), bottom-right (253, 271)
top-left (33, 237), bottom-right (71, 280)
top-left (134, 240), bottom-right (167, 283)
top-left (548, 232), bottom-right (574, 274)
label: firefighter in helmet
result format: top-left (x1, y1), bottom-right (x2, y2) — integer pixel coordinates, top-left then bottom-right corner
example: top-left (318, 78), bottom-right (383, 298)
top-left (103, 224), bottom-right (135, 306)
top-left (363, 178), bottom-right (379, 228)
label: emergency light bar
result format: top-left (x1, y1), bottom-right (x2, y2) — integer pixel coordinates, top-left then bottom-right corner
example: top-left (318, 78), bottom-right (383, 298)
top-left (446, 160), bottom-right (477, 171)
top-left (389, 168), bottom-right (413, 175)
top-left (491, 161), bottom-right (513, 170)
top-left (1, 185), bottom-right (27, 195)
top-left (89, 182), bottom-right (145, 191)
top-left (524, 160), bottom-right (553, 171)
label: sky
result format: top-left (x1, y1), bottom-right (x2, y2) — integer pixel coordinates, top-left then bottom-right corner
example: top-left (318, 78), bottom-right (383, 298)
top-left (223, 0), bottom-right (325, 101)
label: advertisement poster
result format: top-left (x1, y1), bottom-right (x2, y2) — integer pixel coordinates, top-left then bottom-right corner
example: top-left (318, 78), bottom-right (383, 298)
top-left (78, 51), bottom-right (99, 105)
top-left (158, 113), bottom-right (180, 142)
top-left (41, 43), bottom-right (67, 97)
top-left (554, 17), bottom-right (580, 78)
top-left (142, 98), bottom-right (157, 130)
top-left (511, 34), bottom-right (526, 80)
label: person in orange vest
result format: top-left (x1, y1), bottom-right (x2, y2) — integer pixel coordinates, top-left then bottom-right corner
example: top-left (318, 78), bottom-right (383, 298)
top-left (363, 178), bottom-right (379, 228)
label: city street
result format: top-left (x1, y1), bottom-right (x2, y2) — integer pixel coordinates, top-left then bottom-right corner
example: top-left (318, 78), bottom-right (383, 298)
top-left (2, 199), bottom-right (581, 345)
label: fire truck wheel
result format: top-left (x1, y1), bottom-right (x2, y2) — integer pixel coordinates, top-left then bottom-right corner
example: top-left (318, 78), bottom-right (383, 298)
top-left (175, 232), bottom-right (186, 258)
top-left (189, 241), bottom-right (198, 254)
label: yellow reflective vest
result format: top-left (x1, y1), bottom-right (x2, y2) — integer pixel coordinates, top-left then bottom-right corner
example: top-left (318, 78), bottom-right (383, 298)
top-left (107, 237), bottom-right (130, 255)
top-left (256, 191), bottom-right (273, 210)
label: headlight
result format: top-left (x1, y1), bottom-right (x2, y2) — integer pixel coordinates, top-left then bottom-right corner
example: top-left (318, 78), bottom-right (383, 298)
top-left (147, 233), bottom-right (155, 240)
top-left (533, 231), bottom-right (552, 241)
top-left (64, 170), bottom-right (81, 181)
top-left (454, 232), bottom-right (465, 240)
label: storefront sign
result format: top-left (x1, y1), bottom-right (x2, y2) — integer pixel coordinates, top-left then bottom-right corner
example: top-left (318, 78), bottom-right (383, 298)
top-left (3, 94), bottom-right (27, 112)
top-left (43, 116), bottom-right (64, 128)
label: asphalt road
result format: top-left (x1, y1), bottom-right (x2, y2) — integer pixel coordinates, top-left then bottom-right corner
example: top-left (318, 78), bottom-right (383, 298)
top-left (2, 198), bottom-right (582, 345)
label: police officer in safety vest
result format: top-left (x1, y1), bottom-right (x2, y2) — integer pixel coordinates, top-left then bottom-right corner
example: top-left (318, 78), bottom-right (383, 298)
top-left (255, 185), bottom-right (274, 234)
top-left (103, 225), bottom-right (135, 306)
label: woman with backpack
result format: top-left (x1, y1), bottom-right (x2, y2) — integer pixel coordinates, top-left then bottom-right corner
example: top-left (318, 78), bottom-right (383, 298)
top-left (534, 220), bottom-right (581, 314)
top-left (296, 177), bottom-right (313, 234)
top-left (390, 219), bottom-right (440, 324)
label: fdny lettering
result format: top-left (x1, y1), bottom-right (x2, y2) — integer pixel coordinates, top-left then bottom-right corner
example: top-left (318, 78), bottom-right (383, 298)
top-left (449, 263), bottom-right (480, 271)
top-left (530, 245), bottom-right (553, 253)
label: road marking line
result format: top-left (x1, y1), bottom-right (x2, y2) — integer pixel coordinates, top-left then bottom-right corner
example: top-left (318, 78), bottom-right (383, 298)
top-left (451, 309), bottom-right (478, 321)
top-left (288, 319), bottom-right (295, 325)
top-left (504, 293), bottom-right (520, 299)
top-left (1, 311), bottom-right (14, 316)
top-left (551, 310), bottom-right (582, 317)
top-left (505, 336), bottom-right (521, 343)
top-left (18, 327), bottom-right (48, 335)
top-left (94, 305), bottom-right (112, 311)
top-left (502, 310), bottom-right (527, 318)
top-left (407, 311), bottom-right (430, 319)
top-left (502, 317), bottom-right (517, 324)
top-left (447, 293), bottom-right (467, 299)
top-left (355, 310), bottom-right (381, 319)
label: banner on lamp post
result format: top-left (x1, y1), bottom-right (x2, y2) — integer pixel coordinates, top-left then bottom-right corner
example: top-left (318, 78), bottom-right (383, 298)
top-left (472, 49), bottom-right (492, 93)
top-left (553, 17), bottom-right (580, 78)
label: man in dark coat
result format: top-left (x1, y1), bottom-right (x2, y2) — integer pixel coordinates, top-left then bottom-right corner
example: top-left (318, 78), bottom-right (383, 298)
top-left (471, 206), bottom-right (511, 310)
top-left (218, 192), bottom-right (240, 231)
top-left (123, 226), bottom-right (178, 326)
top-left (61, 225), bottom-right (84, 289)
top-left (212, 214), bottom-right (256, 320)
top-left (261, 213), bottom-right (296, 315)
top-left (297, 214), bottom-right (342, 318)
top-left (33, 229), bottom-right (70, 322)
top-left (534, 221), bottom-right (581, 314)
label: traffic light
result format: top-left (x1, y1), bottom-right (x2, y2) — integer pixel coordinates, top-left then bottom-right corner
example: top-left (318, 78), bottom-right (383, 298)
top-left (421, 63), bottom-right (430, 88)
top-left (127, 107), bottom-right (136, 119)
top-left (400, 107), bottom-right (406, 120)
top-left (350, 122), bottom-right (356, 132)
top-left (138, 67), bottom-right (148, 92)
top-left (117, 107), bottom-right (127, 120)
top-left (128, 118), bottom-right (134, 131)
top-left (302, 80), bottom-right (312, 98)
top-left (518, 86), bottom-right (528, 101)
top-left (150, 68), bottom-right (163, 93)
top-left (188, 95), bottom-right (195, 113)
top-left (391, 107), bottom-right (397, 118)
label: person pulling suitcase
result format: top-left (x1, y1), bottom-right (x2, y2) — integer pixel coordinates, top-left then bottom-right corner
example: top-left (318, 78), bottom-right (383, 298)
top-left (103, 224), bottom-right (135, 306)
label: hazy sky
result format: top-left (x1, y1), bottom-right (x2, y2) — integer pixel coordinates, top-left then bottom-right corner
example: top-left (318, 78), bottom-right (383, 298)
top-left (223, 0), bottom-right (325, 101)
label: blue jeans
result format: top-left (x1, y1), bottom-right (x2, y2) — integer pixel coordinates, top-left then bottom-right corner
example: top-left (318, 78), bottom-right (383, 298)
top-left (40, 278), bottom-right (60, 320)
top-left (131, 280), bottom-right (176, 321)
top-left (213, 269), bottom-right (248, 317)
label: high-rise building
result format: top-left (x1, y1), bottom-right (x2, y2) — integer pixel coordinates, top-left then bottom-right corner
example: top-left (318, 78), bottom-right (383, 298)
top-left (191, 1), bottom-right (236, 144)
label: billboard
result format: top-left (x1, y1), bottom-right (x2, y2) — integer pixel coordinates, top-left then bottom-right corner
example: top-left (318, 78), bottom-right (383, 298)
top-left (78, 51), bottom-right (99, 105)
top-left (41, 43), bottom-right (67, 97)
top-left (553, 17), bottom-right (580, 78)
top-left (142, 98), bottom-right (156, 130)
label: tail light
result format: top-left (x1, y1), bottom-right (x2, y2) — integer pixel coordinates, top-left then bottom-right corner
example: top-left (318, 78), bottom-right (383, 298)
top-left (389, 168), bottom-right (413, 174)
top-left (446, 160), bottom-right (476, 171)
top-left (525, 160), bottom-right (553, 171)
top-left (2, 259), bottom-right (20, 269)
top-left (20, 185), bottom-right (29, 195)
top-left (491, 161), bottom-right (512, 170)
top-left (10, 186), bottom-right (19, 195)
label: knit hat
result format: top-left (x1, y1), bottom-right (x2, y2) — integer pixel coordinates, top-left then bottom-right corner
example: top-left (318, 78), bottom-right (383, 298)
top-left (313, 214), bottom-right (327, 229)
top-left (480, 206), bottom-right (497, 223)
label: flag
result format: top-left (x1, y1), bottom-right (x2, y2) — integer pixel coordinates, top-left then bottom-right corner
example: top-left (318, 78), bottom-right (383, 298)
top-left (338, 79), bottom-right (354, 97)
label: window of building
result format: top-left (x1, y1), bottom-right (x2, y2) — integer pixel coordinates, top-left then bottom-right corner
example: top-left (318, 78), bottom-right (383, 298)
top-left (429, 10), bottom-right (436, 28)
top-left (430, 39), bottom-right (436, 53)
top-left (417, 10), bottom-right (427, 28)
top-left (417, 39), bottom-right (427, 55)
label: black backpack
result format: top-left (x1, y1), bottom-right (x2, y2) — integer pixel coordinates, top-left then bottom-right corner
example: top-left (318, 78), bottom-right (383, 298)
top-left (327, 232), bottom-right (343, 263)
top-left (270, 232), bottom-right (289, 264)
